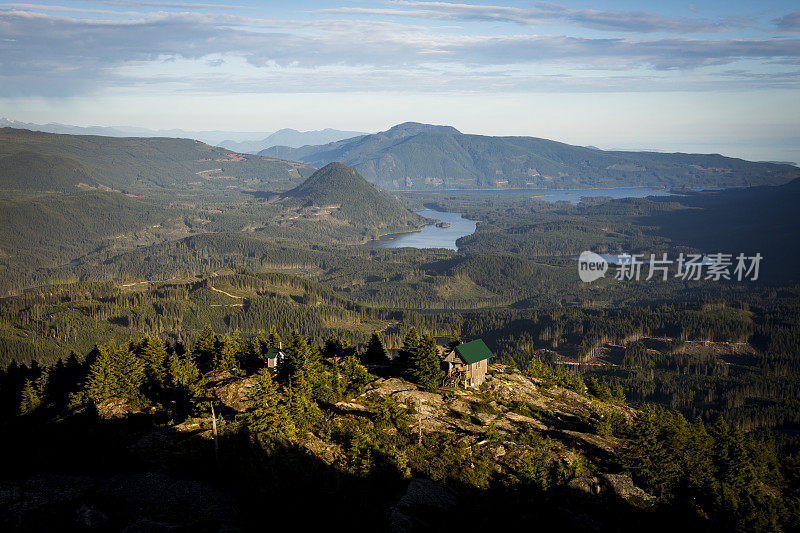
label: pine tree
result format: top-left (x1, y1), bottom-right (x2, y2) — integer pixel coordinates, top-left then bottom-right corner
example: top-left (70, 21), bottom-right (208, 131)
top-left (85, 342), bottom-right (117, 403)
top-left (342, 352), bottom-right (370, 397)
top-left (282, 331), bottom-right (322, 427)
top-left (395, 327), bottom-right (420, 376)
top-left (19, 368), bottom-right (49, 415)
top-left (213, 334), bottom-right (240, 372)
top-left (324, 332), bottom-right (348, 358)
top-left (136, 336), bottom-right (168, 392)
top-left (85, 341), bottom-right (146, 406)
top-left (267, 326), bottom-right (282, 349)
top-left (246, 369), bottom-right (295, 445)
top-left (363, 330), bottom-right (388, 365)
top-left (408, 333), bottom-right (444, 392)
top-left (194, 325), bottom-right (218, 366)
top-left (19, 379), bottom-right (41, 415)
top-left (165, 343), bottom-right (202, 417)
top-left (167, 344), bottom-right (200, 389)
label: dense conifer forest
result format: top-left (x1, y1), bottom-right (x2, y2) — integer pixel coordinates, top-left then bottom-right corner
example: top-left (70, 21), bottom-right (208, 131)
top-left (1, 128), bottom-right (799, 531)
top-left (2, 321), bottom-right (798, 531)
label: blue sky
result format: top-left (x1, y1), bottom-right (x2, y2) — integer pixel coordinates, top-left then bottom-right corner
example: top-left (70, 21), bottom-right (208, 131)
top-left (1, 1), bottom-right (798, 161)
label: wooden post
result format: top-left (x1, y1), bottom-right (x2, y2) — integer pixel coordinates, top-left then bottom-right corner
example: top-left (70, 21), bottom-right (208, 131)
top-left (417, 399), bottom-right (423, 446)
top-left (210, 401), bottom-right (219, 462)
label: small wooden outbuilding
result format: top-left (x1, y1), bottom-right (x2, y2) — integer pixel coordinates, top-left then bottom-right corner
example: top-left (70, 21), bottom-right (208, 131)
top-left (264, 347), bottom-right (285, 371)
top-left (441, 339), bottom-right (493, 388)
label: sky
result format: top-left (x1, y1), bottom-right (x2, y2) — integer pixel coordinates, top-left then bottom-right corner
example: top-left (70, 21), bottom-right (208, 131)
top-left (1, 0), bottom-right (799, 161)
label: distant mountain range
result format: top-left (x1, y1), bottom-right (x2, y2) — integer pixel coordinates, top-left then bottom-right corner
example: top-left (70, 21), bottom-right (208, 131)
top-left (0, 118), bottom-right (364, 150)
top-left (261, 122), bottom-right (800, 190)
top-left (218, 128), bottom-right (367, 153)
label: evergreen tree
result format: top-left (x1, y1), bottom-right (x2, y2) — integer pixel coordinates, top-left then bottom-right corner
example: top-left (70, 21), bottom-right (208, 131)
top-left (136, 335), bottom-right (168, 392)
top-left (342, 353), bottom-right (370, 397)
top-left (282, 331), bottom-right (322, 427)
top-left (395, 327), bottom-right (420, 376)
top-left (324, 332), bottom-right (352, 359)
top-left (267, 326), bottom-right (282, 349)
top-left (85, 341), bottom-right (146, 406)
top-left (408, 333), bottom-right (444, 392)
top-left (213, 334), bottom-right (240, 372)
top-left (246, 369), bottom-right (295, 446)
top-left (19, 368), bottom-right (48, 415)
top-left (362, 330), bottom-right (389, 365)
top-left (166, 343), bottom-right (203, 417)
top-left (194, 325), bottom-right (218, 366)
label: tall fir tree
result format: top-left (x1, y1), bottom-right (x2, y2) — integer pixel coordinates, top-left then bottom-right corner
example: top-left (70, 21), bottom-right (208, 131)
top-left (396, 327), bottom-right (420, 377)
top-left (194, 325), bottom-right (218, 367)
top-left (214, 334), bottom-right (241, 372)
top-left (19, 369), bottom-right (49, 415)
top-left (136, 335), bottom-right (169, 392)
top-left (363, 330), bottom-right (389, 365)
top-left (85, 341), bottom-right (146, 406)
top-left (282, 331), bottom-right (322, 427)
top-left (408, 333), bottom-right (444, 392)
top-left (267, 326), bottom-right (282, 349)
top-left (448, 332), bottom-right (462, 349)
top-left (246, 369), bottom-right (295, 446)
top-left (166, 343), bottom-right (203, 417)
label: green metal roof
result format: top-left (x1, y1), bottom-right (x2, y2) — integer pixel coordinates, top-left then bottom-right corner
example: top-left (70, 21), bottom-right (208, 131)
top-left (265, 347), bottom-right (282, 359)
top-left (454, 339), bottom-right (493, 364)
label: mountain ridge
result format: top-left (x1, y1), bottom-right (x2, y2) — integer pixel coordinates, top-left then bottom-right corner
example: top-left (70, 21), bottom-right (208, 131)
top-left (218, 127), bottom-right (367, 153)
top-left (260, 123), bottom-right (800, 190)
top-left (0, 127), bottom-right (316, 193)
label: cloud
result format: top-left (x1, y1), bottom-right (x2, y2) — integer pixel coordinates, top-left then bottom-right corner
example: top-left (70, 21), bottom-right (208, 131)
top-left (774, 12), bottom-right (800, 33)
top-left (99, 1), bottom-right (252, 9)
top-left (316, 1), bottom-right (732, 34)
top-left (1, 7), bottom-right (798, 97)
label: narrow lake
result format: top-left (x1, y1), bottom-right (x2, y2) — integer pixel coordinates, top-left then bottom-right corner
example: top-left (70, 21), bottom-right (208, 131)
top-left (376, 188), bottom-right (719, 250)
top-left (409, 186), bottom-right (691, 205)
top-left (374, 210), bottom-right (477, 250)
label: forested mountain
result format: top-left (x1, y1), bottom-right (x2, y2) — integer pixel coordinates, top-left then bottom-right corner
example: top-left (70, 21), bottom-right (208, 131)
top-left (0, 128), bottom-right (316, 194)
top-left (0, 151), bottom-right (99, 192)
top-left (281, 162), bottom-right (423, 236)
top-left (260, 122), bottom-right (800, 190)
top-left (0, 191), bottom-right (162, 272)
top-left (218, 127), bottom-right (367, 153)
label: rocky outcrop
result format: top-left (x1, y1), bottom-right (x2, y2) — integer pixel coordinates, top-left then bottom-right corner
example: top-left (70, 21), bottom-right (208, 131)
top-left (563, 473), bottom-right (655, 509)
top-left (204, 370), bottom-right (255, 412)
top-left (389, 478), bottom-right (458, 533)
top-left (599, 473), bottom-right (656, 508)
top-left (96, 398), bottom-right (138, 419)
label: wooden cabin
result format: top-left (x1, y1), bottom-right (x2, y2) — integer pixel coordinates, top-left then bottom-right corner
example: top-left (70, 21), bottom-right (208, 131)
top-left (264, 347), bottom-right (285, 371)
top-left (441, 339), bottom-right (493, 388)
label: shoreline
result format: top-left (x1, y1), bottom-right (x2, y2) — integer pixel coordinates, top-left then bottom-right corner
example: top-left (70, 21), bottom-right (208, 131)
top-left (396, 184), bottom-right (741, 193)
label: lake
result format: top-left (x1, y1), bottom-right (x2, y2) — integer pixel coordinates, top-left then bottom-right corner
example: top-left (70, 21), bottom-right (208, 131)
top-left (374, 210), bottom-right (477, 250)
top-left (376, 188), bottom-right (715, 250)
top-left (408, 186), bottom-right (692, 205)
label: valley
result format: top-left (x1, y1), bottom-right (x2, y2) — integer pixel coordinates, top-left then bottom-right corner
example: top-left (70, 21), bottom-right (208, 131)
top-left (1, 123), bottom-right (799, 532)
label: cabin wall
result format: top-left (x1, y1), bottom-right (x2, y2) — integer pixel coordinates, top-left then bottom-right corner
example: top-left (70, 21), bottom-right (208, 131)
top-left (468, 359), bottom-right (488, 387)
